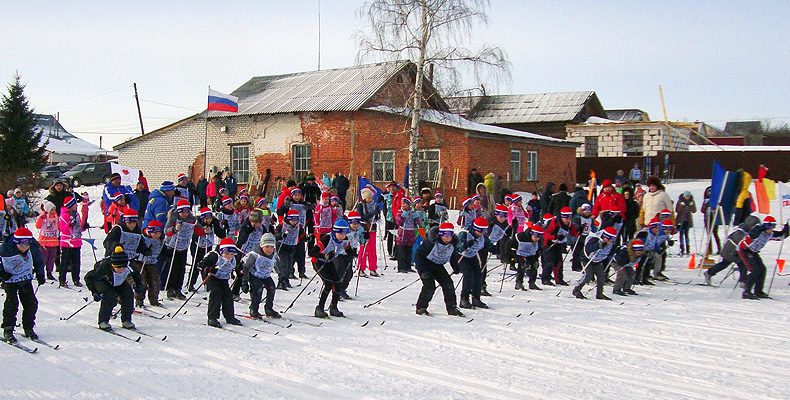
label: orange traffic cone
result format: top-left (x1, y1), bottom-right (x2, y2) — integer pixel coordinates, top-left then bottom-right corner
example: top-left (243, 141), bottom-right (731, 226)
top-left (777, 259), bottom-right (786, 274)
top-left (687, 253), bottom-right (696, 270)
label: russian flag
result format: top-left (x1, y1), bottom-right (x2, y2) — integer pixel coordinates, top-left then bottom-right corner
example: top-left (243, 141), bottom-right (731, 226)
top-left (207, 89), bottom-right (239, 113)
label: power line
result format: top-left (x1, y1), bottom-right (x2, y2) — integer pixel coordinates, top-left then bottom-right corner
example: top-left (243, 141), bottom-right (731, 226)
top-left (139, 98), bottom-right (202, 112)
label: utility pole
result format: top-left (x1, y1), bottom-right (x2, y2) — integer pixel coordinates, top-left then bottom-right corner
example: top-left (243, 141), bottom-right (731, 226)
top-left (133, 83), bottom-right (145, 135)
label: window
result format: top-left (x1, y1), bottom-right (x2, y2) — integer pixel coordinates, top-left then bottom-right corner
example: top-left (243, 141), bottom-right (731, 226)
top-left (417, 149), bottom-right (440, 187)
top-left (584, 136), bottom-right (598, 157)
top-left (510, 150), bottom-right (522, 182)
top-left (230, 144), bottom-right (250, 183)
top-left (622, 130), bottom-right (645, 156)
top-left (526, 151), bottom-right (538, 181)
top-left (372, 150), bottom-right (395, 182)
top-left (292, 144), bottom-right (311, 181)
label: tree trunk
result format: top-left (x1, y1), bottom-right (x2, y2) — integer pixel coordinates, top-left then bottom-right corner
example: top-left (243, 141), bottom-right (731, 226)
top-left (408, 0), bottom-right (429, 198)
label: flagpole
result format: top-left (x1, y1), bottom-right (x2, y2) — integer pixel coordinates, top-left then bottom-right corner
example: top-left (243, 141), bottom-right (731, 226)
top-left (204, 85), bottom-right (209, 182)
top-left (767, 182), bottom-right (785, 296)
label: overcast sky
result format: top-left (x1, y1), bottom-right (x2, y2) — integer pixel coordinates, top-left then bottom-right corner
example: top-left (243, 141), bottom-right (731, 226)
top-left (2, 0), bottom-right (788, 149)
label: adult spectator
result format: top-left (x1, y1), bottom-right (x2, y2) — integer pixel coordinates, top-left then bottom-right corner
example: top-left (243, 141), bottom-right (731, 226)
top-left (299, 174), bottom-right (322, 206)
top-left (548, 183), bottom-right (572, 216)
top-left (640, 176), bottom-right (674, 226)
top-left (45, 178), bottom-right (82, 211)
top-left (102, 173), bottom-right (138, 213)
top-left (614, 170), bottom-right (628, 187)
top-left (568, 184), bottom-right (589, 215)
top-left (332, 172), bottom-right (350, 210)
top-left (493, 175), bottom-right (504, 204)
top-left (196, 175), bottom-right (209, 208)
top-left (134, 181), bottom-right (150, 218)
top-left (223, 171), bottom-right (237, 198)
top-left (467, 168), bottom-right (483, 196)
top-left (540, 182), bottom-right (555, 217)
top-left (629, 162), bottom-right (642, 185)
top-left (591, 179), bottom-right (625, 219)
top-left (142, 181), bottom-right (175, 230)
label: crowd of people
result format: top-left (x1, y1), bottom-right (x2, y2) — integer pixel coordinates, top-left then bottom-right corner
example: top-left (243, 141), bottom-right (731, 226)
top-left (1, 167), bottom-right (788, 344)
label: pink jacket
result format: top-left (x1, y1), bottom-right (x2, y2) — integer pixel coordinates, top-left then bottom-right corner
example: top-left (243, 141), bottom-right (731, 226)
top-left (206, 181), bottom-right (217, 198)
top-left (59, 207), bottom-right (83, 248)
top-left (507, 204), bottom-right (528, 233)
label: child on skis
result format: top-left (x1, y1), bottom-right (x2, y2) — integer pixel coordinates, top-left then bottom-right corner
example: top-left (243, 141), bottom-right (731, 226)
top-left (457, 196), bottom-right (479, 232)
top-left (414, 223), bottom-right (464, 317)
top-left (342, 211), bottom-right (367, 298)
top-left (255, 197), bottom-right (276, 234)
top-left (541, 206), bottom-right (578, 286)
top-left (355, 187), bottom-right (380, 277)
top-left (187, 207), bottom-right (225, 292)
top-left (235, 193), bottom-right (253, 224)
top-left (736, 215), bottom-right (788, 299)
top-left (634, 217), bottom-right (668, 285)
top-left (85, 245), bottom-right (145, 330)
top-left (275, 210), bottom-right (303, 290)
top-left (611, 238), bottom-right (645, 296)
top-left (162, 200), bottom-right (196, 300)
top-left (241, 233), bottom-right (280, 319)
top-left (507, 194), bottom-right (528, 233)
top-left (217, 196), bottom-right (240, 240)
top-left (395, 197), bottom-right (420, 273)
top-left (512, 225), bottom-right (543, 291)
top-left (427, 192), bottom-right (449, 228)
top-left (310, 219), bottom-right (353, 318)
top-left (1, 228), bottom-right (45, 343)
top-left (138, 221), bottom-right (164, 306)
top-left (199, 238), bottom-right (244, 328)
top-left (456, 217), bottom-right (494, 309)
top-left (572, 226), bottom-right (618, 300)
top-left (58, 196), bottom-right (83, 287)
top-left (570, 204), bottom-right (596, 272)
top-left (35, 201), bottom-right (59, 281)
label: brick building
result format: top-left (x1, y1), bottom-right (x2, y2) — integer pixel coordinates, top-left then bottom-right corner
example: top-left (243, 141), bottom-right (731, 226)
top-left (114, 61), bottom-right (577, 203)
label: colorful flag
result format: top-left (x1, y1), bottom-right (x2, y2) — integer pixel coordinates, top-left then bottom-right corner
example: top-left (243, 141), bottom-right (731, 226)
top-left (709, 162), bottom-right (739, 225)
top-left (735, 170), bottom-right (752, 208)
top-left (358, 176), bottom-right (383, 205)
top-left (110, 163), bottom-right (140, 187)
top-left (755, 179), bottom-right (771, 214)
top-left (780, 182), bottom-right (790, 209)
top-left (207, 89), bottom-right (239, 113)
top-left (587, 170), bottom-right (597, 201)
top-left (764, 178), bottom-right (776, 200)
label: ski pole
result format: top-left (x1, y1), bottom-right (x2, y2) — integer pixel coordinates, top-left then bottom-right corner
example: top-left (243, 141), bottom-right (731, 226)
top-left (363, 277), bottom-right (421, 308)
top-left (282, 261), bottom-right (329, 314)
top-left (353, 243), bottom-right (367, 297)
top-left (186, 245), bottom-right (200, 291)
top-left (716, 265), bottom-right (737, 288)
top-left (766, 220), bottom-right (787, 296)
top-left (499, 258), bottom-right (508, 293)
top-left (171, 274), bottom-right (212, 319)
top-left (163, 246), bottom-right (177, 295)
top-left (61, 300), bottom-right (93, 321)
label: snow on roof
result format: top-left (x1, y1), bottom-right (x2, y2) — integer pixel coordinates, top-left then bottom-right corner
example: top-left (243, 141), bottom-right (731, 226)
top-left (458, 91), bottom-right (602, 124)
top-left (366, 106), bottom-right (568, 144)
top-left (688, 145), bottom-right (790, 152)
top-left (584, 116), bottom-right (623, 124)
top-left (43, 135), bottom-right (114, 156)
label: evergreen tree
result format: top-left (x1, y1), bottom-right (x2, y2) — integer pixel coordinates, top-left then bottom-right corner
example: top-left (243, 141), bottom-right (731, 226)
top-left (0, 74), bottom-right (47, 189)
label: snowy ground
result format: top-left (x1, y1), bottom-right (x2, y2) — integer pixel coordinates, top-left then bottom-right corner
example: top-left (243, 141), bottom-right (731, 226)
top-left (2, 181), bottom-right (789, 400)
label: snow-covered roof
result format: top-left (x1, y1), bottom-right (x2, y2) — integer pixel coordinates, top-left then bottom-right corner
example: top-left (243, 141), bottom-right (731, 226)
top-left (450, 91), bottom-right (605, 124)
top-left (35, 114), bottom-right (113, 156)
top-left (366, 106), bottom-right (572, 145)
top-left (583, 116), bottom-right (624, 124)
top-left (689, 144), bottom-right (790, 152)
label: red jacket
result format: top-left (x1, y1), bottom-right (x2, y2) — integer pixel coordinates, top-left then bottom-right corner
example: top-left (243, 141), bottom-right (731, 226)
top-left (592, 191), bottom-right (626, 219)
top-left (542, 217), bottom-right (578, 247)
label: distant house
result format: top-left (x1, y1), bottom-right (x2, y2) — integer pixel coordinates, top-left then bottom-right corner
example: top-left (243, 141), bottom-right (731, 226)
top-left (36, 114), bottom-right (116, 165)
top-left (604, 109), bottom-right (650, 122)
top-left (448, 91), bottom-right (607, 139)
top-left (566, 117), bottom-right (694, 157)
top-left (114, 61), bottom-right (578, 200)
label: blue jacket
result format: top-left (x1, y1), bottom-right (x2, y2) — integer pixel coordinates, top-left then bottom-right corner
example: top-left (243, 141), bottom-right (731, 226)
top-left (142, 189), bottom-right (173, 230)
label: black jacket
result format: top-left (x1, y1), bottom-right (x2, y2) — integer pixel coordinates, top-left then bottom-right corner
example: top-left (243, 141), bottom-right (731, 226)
top-left (85, 258), bottom-right (142, 293)
top-left (134, 189), bottom-right (150, 217)
top-left (103, 224), bottom-right (150, 258)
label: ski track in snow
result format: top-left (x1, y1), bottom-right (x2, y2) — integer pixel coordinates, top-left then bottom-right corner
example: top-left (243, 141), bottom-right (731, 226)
top-left (2, 182), bottom-right (789, 399)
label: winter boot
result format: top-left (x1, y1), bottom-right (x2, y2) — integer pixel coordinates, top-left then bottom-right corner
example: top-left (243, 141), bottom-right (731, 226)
top-left (625, 289), bottom-right (639, 296)
top-left (742, 291), bottom-right (758, 300)
top-left (46, 272), bottom-right (56, 281)
top-left (447, 307), bottom-right (466, 317)
top-left (314, 306), bottom-right (329, 318)
top-left (480, 288), bottom-right (492, 297)
top-left (656, 273), bottom-right (669, 281)
top-left (122, 320), bottom-right (136, 330)
top-left (265, 307), bottom-right (282, 319)
top-left (369, 270), bottom-right (380, 277)
top-left (277, 281), bottom-right (289, 290)
top-left (299, 272), bottom-right (309, 279)
top-left (98, 321), bottom-right (112, 331)
top-left (515, 280), bottom-right (525, 291)
top-left (135, 297), bottom-right (145, 308)
top-left (339, 291), bottom-right (352, 300)
top-left (73, 281), bottom-right (83, 287)
top-left (596, 293), bottom-right (612, 301)
top-left (703, 270), bottom-right (712, 286)
top-left (166, 290), bottom-right (176, 300)
top-left (249, 309), bottom-right (263, 319)
top-left (556, 279), bottom-right (570, 286)
top-left (207, 319), bottom-right (222, 328)
top-left (416, 308), bottom-right (430, 316)
top-left (641, 278), bottom-right (654, 286)
top-left (471, 297), bottom-right (489, 309)
top-left (23, 328), bottom-right (38, 341)
top-left (3, 328), bottom-right (17, 344)
top-left (188, 285), bottom-right (197, 292)
top-left (541, 278), bottom-right (555, 286)
top-left (459, 296), bottom-right (472, 309)
top-left (756, 291), bottom-right (771, 299)
top-left (613, 289), bottom-right (627, 296)
top-left (226, 318), bottom-right (243, 326)
top-left (329, 294), bottom-right (344, 317)
top-left (358, 270), bottom-right (368, 278)
top-left (528, 282), bottom-right (542, 290)
top-left (289, 273), bottom-right (297, 279)
top-left (58, 280), bottom-right (68, 288)
top-left (572, 288), bottom-right (586, 299)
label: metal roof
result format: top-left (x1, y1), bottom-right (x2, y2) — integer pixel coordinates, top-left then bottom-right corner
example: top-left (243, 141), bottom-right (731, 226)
top-left (205, 61), bottom-right (410, 117)
top-left (460, 91), bottom-right (600, 124)
top-left (605, 109), bottom-right (650, 122)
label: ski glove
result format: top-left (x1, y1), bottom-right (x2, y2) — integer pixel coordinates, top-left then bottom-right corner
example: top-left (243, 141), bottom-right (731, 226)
top-left (92, 292), bottom-right (103, 302)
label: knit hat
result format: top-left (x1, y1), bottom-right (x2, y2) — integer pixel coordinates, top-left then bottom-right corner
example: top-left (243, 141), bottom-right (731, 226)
top-left (333, 219), bottom-right (350, 234)
top-left (494, 204), bottom-right (509, 217)
top-left (260, 233), bottom-right (276, 248)
top-left (239, 189), bottom-right (249, 197)
top-left (160, 181), bottom-right (175, 192)
top-left (434, 192), bottom-right (443, 198)
top-left (510, 194), bottom-right (523, 203)
top-left (402, 197), bottom-right (412, 206)
top-left (601, 226), bottom-right (617, 240)
top-left (286, 209), bottom-right (300, 221)
top-left (504, 194), bottom-right (513, 202)
top-left (42, 200), bottom-right (56, 213)
top-left (461, 196), bottom-right (475, 209)
top-left (472, 217), bottom-right (489, 231)
top-left (238, 194), bottom-right (249, 201)
top-left (321, 191), bottom-right (331, 200)
top-left (662, 219), bottom-right (674, 228)
top-left (347, 211), bottom-right (361, 222)
top-left (110, 245), bottom-right (129, 267)
top-left (111, 192), bottom-right (125, 203)
top-left (177, 173), bottom-right (188, 183)
top-left (146, 220), bottom-right (163, 233)
top-left (530, 225), bottom-right (544, 236)
top-left (542, 213), bottom-right (554, 224)
top-left (122, 209), bottom-right (138, 222)
top-left (660, 209), bottom-right (672, 218)
top-left (601, 179), bottom-right (613, 188)
top-left (110, 173), bottom-right (122, 182)
top-left (219, 187), bottom-right (229, 195)
top-left (439, 222), bottom-right (455, 236)
top-left (176, 199), bottom-right (191, 212)
top-left (631, 239), bottom-right (645, 252)
top-left (221, 196), bottom-right (233, 206)
top-left (580, 203), bottom-right (592, 213)
top-left (248, 210), bottom-right (262, 223)
top-left (560, 206), bottom-right (572, 218)
top-left (762, 215), bottom-right (777, 227)
top-left (291, 188), bottom-right (303, 198)
top-left (255, 198), bottom-right (268, 208)
top-left (63, 196), bottom-right (77, 209)
top-left (360, 188), bottom-right (373, 200)
top-left (330, 195), bottom-right (340, 204)
top-left (218, 238), bottom-right (238, 254)
top-left (648, 217), bottom-right (660, 228)
top-left (199, 207), bottom-right (212, 219)
top-left (12, 227), bottom-right (33, 245)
